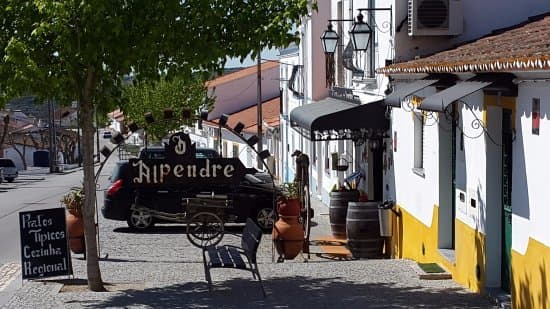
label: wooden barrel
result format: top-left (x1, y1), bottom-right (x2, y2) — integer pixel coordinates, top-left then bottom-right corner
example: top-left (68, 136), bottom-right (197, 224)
top-left (346, 201), bottom-right (384, 258)
top-left (329, 190), bottom-right (359, 239)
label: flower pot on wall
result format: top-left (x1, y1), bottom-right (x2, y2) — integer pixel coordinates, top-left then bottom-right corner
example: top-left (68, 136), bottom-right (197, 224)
top-left (66, 211), bottom-right (85, 254)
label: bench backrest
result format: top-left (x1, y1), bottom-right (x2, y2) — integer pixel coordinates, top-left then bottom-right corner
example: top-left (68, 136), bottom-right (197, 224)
top-left (241, 219), bottom-right (263, 262)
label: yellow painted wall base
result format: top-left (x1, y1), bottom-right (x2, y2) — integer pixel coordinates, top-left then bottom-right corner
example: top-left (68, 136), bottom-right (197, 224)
top-left (512, 238), bottom-right (550, 309)
top-left (391, 205), bottom-right (486, 293)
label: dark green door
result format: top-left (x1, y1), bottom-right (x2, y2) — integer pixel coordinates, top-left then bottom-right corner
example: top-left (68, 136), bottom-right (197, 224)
top-left (451, 106), bottom-right (457, 248)
top-left (501, 109), bottom-right (513, 292)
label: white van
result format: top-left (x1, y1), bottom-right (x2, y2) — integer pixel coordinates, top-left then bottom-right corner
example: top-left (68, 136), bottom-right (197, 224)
top-left (0, 159), bottom-right (18, 182)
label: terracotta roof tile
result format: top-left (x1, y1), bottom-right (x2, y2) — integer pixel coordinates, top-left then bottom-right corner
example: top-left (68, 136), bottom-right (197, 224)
top-left (206, 61), bottom-right (279, 87)
top-left (208, 97), bottom-right (280, 133)
top-left (379, 13), bottom-right (550, 74)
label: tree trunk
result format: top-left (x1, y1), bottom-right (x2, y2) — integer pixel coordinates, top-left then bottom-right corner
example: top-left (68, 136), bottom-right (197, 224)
top-left (0, 115), bottom-right (9, 151)
top-left (80, 70), bottom-right (105, 292)
top-left (8, 135), bottom-right (27, 170)
top-left (10, 144), bottom-right (27, 170)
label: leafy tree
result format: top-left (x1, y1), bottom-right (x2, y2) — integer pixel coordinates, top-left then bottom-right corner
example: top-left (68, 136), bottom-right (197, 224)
top-left (121, 77), bottom-right (213, 141)
top-left (0, 0), bottom-right (312, 291)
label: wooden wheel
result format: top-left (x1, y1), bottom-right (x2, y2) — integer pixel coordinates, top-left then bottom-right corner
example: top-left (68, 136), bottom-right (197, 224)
top-left (186, 212), bottom-right (224, 248)
top-left (301, 185), bottom-right (312, 238)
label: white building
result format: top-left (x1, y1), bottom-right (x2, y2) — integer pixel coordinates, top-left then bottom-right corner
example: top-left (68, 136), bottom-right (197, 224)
top-left (201, 62), bottom-right (281, 174)
top-left (379, 12), bottom-right (550, 308)
top-left (284, 0), bottom-right (550, 306)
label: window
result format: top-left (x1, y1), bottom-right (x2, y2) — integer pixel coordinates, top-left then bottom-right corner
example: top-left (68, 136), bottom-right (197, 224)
top-left (324, 141), bottom-right (330, 174)
top-left (222, 141), bottom-right (228, 157)
top-left (288, 65), bottom-right (304, 98)
top-left (413, 111), bottom-right (425, 176)
top-left (232, 144), bottom-right (239, 158)
top-left (532, 98), bottom-right (540, 135)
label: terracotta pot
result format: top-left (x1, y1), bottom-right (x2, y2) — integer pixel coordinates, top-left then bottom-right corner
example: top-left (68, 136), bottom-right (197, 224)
top-left (272, 216), bottom-right (304, 260)
top-left (66, 212), bottom-right (85, 254)
top-left (277, 198), bottom-right (301, 216)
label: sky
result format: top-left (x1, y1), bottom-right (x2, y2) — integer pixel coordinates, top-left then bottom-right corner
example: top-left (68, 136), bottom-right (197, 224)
top-left (225, 48), bottom-right (280, 68)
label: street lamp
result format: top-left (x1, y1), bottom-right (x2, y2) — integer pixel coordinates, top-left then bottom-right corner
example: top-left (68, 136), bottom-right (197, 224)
top-left (349, 12), bottom-right (373, 51)
top-left (320, 23), bottom-right (339, 54)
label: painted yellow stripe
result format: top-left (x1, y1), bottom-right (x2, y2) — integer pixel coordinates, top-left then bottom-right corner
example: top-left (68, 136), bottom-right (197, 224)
top-left (511, 237), bottom-right (550, 309)
top-left (390, 205), bottom-right (486, 293)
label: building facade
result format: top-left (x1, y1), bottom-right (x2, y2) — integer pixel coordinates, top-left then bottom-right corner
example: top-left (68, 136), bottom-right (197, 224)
top-left (283, 0), bottom-right (550, 306)
top-left (380, 13), bottom-right (550, 308)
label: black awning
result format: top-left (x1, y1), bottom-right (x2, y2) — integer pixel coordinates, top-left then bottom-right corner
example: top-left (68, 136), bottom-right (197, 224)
top-left (419, 81), bottom-right (493, 112)
top-left (289, 98), bottom-right (389, 141)
top-left (385, 79), bottom-right (439, 107)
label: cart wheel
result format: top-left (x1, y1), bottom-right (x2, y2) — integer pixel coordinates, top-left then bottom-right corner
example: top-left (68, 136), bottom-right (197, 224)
top-left (302, 185), bottom-right (312, 239)
top-left (186, 212), bottom-right (224, 248)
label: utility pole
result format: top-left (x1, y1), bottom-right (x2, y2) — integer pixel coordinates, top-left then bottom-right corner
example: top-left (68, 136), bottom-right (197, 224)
top-left (48, 99), bottom-right (55, 173)
top-left (95, 104), bottom-right (100, 162)
top-left (256, 48), bottom-right (263, 169)
top-left (76, 101), bottom-right (82, 167)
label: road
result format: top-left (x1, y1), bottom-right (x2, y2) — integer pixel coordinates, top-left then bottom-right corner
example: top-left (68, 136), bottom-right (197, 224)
top-left (0, 131), bottom-right (116, 305)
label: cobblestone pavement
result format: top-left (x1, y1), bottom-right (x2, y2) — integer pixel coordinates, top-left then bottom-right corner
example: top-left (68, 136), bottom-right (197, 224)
top-left (1, 194), bottom-right (498, 308)
top-left (0, 263), bottom-right (20, 292)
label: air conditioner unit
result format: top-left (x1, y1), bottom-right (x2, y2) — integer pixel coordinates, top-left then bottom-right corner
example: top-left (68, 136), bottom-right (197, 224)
top-left (408, 0), bottom-right (463, 36)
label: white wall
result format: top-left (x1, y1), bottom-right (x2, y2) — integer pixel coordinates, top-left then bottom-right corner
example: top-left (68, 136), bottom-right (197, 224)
top-left (279, 52), bottom-right (300, 183)
top-left (512, 80), bottom-right (550, 254)
top-left (208, 65), bottom-right (280, 120)
top-left (455, 92), bottom-right (487, 232)
top-left (4, 145), bottom-right (39, 170)
top-left (389, 85), bottom-right (439, 226)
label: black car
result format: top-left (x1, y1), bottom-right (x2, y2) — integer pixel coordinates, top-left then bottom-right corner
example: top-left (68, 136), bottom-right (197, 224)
top-left (102, 149), bottom-right (277, 231)
top-left (138, 145), bottom-right (220, 160)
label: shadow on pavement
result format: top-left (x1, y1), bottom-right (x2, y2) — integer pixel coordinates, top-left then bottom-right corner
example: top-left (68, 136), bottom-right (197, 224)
top-left (74, 276), bottom-right (495, 309)
top-left (112, 225), bottom-right (246, 234)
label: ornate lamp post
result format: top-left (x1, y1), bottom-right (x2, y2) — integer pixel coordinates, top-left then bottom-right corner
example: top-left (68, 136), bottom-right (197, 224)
top-left (320, 23), bottom-right (339, 54)
top-left (349, 12), bottom-right (373, 51)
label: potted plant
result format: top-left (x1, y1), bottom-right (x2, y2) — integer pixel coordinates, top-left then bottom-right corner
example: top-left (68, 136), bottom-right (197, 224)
top-left (273, 181), bottom-right (304, 260)
top-left (61, 187), bottom-right (84, 216)
top-left (277, 181), bottom-right (301, 216)
top-left (61, 187), bottom-right (85, 254)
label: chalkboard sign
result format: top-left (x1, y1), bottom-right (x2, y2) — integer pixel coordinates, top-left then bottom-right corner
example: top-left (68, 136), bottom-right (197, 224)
top-left (19, 208), bottom-right (72, 279)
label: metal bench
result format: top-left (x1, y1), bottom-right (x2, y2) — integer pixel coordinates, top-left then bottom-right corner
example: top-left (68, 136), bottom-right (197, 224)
top-left (202, 218), bottom-right (266, 297)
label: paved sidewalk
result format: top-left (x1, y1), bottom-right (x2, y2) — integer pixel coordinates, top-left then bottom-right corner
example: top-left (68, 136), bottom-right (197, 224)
top-left (1, 196), bottom-right (498, 308)
top-left (20, 164), bottom-right (82, 174)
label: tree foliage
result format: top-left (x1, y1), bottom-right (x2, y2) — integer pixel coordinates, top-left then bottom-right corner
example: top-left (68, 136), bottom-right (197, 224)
top-left (0, 0), bottom-right (313, 291)
top-left (121, 77), bottom-right (213, 141)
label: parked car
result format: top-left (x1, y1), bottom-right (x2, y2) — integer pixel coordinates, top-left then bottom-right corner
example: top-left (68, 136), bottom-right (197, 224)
top-left (138, 145), bottom-right (220, 159)
top-left (102, 130), bottom-right (112, 139)
top-left (0, 167), bottom-right (4, 184)
top-left (102, 148), bottom-right (278, 231)
top-left (0, 159), bottom-right (18, 182)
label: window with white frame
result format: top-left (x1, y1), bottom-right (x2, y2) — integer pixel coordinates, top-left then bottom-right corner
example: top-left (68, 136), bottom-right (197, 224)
top-left (232, 144), bottom-right (239, 158)
top-left (324, 141), bottom-right (330, 174)
top-left (413, 111), bottom-right (424, 173)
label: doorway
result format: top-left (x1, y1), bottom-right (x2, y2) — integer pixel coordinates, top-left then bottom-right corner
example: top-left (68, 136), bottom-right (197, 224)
top-left (501, 108), bottom-right (513, 292)
top-left (438, 108), bottom-right (454, 252)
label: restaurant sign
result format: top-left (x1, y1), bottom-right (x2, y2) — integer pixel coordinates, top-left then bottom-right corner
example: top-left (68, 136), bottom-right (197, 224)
top-left (19, 208), bottom-right (72, 279)
top-left (129, 132), bottom-right (246, 187)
